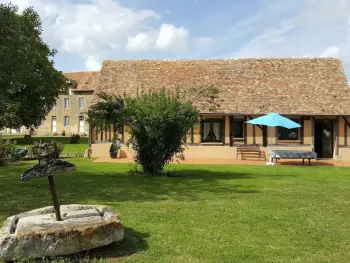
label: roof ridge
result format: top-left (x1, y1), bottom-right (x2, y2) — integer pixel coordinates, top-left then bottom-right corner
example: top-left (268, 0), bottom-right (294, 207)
top-left (101, 57), bottom-right (341, 63)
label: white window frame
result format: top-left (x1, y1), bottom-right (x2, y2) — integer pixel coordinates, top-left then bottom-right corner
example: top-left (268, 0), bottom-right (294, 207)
top-left (64, 116), bottom-right (70, 127)
top-left (64, 98), bottom-right (70, 109)
top-left (79, 97), bottom-right (85, 109)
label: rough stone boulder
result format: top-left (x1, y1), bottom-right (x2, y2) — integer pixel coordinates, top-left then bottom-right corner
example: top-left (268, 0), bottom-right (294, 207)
top-left (0, 204), bottom-right (124, 260)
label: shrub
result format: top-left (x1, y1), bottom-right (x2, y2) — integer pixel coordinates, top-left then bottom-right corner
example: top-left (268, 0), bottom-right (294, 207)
top-left (61, 130), bottom-right (66, 136)
top-left (123, 89), bottom-right (198, 175)
top-left (52, 132), bottom-right (58, 136)
top-left (70, 134), bottom-right (80, 144)
top-left (29, 141), bottom-right (64, 162)
top-left (0, 139), bottom-right (16, 166)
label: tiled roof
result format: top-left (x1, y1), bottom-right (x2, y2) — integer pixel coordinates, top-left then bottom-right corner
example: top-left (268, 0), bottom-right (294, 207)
top-left (63, 71), bottom-right (99, 91)
top-left (92, 58), bottom-right (350, 115)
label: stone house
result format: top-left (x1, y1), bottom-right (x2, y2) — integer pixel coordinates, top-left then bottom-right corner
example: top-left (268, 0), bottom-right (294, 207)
top-left (89, 58), bottom-right (350, 161)
top-left (1, 72), bottom-right (98, 136)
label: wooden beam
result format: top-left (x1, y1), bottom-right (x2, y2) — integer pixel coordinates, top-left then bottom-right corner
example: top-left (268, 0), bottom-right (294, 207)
top-left (345, 121), bottom-right (348, 146)
top-left (335, 117), bottom-right (340, 157)
top-left (221, 118), bottom-right (225, 144)
top-left (253, 124), bottom-right (256, 145)
top-left (263, 126), bottom-right (268, 147)
top-left (300, 116), bottom-right (304, 145)
top-left (343, 116), bottom-right (350, 128)
top-left (200, 116), bottom-right (203, 143)
top-left (191, 127), bottom-right (194, 144)
top-left (229, 116), bottom-right (233, 147)
top-left (247, 115), bottom-right (263, 131)
top-left (243, 116), bottom-right (247, 145)
top-left (311, 116), bottom-right (315, 150)
top-left (232, 116), bottom-right (235, 146)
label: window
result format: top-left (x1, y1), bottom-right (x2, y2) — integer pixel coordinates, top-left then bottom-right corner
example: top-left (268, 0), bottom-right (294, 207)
top-left (53, 101), bottom-right (57, 110)
top-left (278, 118), bottom-right (300, 140)
top-left (201, 119), bottom-right (223, 142)
top-left (232, 120), bottom-right (244, 138)
top-left (64, 116), bottom-right (70, 127)
top-left (64, 98), bottom-right (70, 109)
top-left (79, 97), bottom-right (85, 109)
top-left (40, 119), bottom-right (45, 127)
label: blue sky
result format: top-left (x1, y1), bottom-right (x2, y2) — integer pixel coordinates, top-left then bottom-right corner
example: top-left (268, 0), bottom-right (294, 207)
top-left (2, 0), bottom-right (350, 77)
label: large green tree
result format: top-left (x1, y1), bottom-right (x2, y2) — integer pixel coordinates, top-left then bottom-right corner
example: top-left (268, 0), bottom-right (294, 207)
top-left (0, 3), bottom-right (66, 129)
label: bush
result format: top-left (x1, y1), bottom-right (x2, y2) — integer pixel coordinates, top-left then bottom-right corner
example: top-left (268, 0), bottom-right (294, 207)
top-left (123, 89), bottom-right (198, 175)
top-left (29, 141), bottom-right (64, 162)
top-left (70, 134), bottom-right (80, 144)
top-left (61, 130), bottom-right (66, 136)
top-left (52, 132), bottom-right (58, 136)
top-left (0, 139), bottom-right (16, 166)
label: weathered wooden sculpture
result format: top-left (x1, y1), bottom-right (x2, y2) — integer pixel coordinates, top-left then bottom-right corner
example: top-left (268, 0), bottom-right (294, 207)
top-left (0, 141), bottom-right (124, 261)
top-left (21, 142), bottom-right (75, 221)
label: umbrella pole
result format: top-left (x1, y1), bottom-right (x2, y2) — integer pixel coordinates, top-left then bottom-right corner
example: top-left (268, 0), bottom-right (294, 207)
top-left (266, 126), bottom-right (276, 166)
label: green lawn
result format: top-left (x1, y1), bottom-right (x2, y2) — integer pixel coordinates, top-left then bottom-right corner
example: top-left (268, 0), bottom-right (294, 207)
top-left (0, 136), bottom-right (88, 154)
top-left (1, 159), bottom-right (350, 262)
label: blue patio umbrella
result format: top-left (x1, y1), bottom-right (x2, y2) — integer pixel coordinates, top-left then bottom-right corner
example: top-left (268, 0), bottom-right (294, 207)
top-left (246, 113), bottom-right (301, 165)
top-left (246, 113), bottom-right (301, 129)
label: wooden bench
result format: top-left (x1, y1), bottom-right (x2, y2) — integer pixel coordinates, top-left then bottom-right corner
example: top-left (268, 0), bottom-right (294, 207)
top-left (236, 145), bottom-right (266, 160)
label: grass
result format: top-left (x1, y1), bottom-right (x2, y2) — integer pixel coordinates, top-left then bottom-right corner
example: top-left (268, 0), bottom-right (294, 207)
top-left (1, 159), bottom-right (350, 262)
top-left (0, 136), bottom-right (88, 154)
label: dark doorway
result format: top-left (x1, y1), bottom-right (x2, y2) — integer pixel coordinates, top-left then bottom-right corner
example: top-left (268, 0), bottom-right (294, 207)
top-left (314, 119), bottom-right (334, 158)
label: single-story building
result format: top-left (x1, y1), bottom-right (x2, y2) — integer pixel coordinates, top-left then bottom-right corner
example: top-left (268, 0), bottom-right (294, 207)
top-left (89, 58), bottom-right (350, 161)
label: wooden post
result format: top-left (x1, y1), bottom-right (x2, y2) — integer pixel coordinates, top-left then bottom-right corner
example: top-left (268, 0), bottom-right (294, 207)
top-left (335, 116), bottom-right (340, 157)
top-left (229, 116), bottom-right (233, 147)
top-left (243, 116), bottom-right (247, 145)
top-left (253, 125), bottom-right (256, 145)
top-left (200, 117), bottom-right (203, 142)
top-left (311, 116), bottom-right (315, 151)
top-left (191, 127), bottom-right (194, 144)
top-left (263, 126), bottom-right (268, 147)
top-left (48, 176), bottom-right (62, 221)
top-left (300, 116), bottom-right (304, 145)
top-left (231, 116), bottom-right (235, 146)
top-left (221, 117), bottom-right (225, 144)
top-left (345, 121), bottom-right (348, 146)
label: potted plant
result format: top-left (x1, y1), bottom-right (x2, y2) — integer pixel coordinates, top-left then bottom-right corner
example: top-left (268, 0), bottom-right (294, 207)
top-left (109, 139), bottom-right (121, 159)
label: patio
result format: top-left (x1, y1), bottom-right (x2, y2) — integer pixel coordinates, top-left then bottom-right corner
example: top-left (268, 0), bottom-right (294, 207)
top-left (93, 156), bottom-right (350, 167)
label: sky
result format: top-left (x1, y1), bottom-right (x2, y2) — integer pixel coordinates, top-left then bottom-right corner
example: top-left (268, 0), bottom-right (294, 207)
top-left (2, 0), bottom-right (350, 77)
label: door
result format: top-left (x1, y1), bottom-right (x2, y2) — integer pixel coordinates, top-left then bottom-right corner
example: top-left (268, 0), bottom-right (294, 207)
top-left (314, 119), bottom-right (334, 158)
top-left (79, 116), bottom-right (85, 133)
top-left (51, 116), bottom-right (57, 133)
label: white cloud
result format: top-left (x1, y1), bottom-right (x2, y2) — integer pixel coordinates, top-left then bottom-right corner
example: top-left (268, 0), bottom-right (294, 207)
top-left (85, 56), bottom-right (102, 71)
top-left (126, 32), bottom-right (155, 52)
top-left (230, 0), bottom-right (350, 71)
top-left (155, 24), bottom-right (189, 52)
top-left (1, 0), bottom-right (190, 69)
top-left (320, 46), bottom-right (340, 57)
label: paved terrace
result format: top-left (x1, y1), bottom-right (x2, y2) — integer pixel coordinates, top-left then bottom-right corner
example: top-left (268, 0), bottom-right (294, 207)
top-left (93, 157), bottom-right (350, 167)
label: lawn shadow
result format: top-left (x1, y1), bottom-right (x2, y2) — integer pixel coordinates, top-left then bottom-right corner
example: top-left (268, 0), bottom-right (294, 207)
top-left (0, 162), bottom-right (260, 219)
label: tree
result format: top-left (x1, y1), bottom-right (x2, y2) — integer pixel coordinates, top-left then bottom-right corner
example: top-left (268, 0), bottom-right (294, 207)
top-left (0, 3), bottom-right (66, 129)
top-left (87, 92), bottom-right (125, 132)
top-left (123, 89), bottom-right (199, 175)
